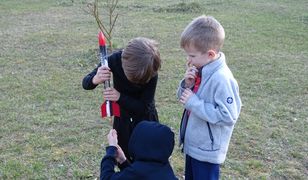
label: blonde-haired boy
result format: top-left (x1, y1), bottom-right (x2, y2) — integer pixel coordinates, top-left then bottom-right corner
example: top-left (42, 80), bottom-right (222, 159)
top-left (177, 15), bottom-right (242, 179)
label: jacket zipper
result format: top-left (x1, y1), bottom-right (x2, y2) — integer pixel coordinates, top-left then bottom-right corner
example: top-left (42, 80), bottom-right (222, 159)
top-left (206, 122), bottom-right (214, 150)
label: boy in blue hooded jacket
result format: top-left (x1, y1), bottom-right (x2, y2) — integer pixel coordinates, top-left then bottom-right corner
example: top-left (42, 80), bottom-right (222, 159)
top-left (100, 121), bottom-right (178, 180)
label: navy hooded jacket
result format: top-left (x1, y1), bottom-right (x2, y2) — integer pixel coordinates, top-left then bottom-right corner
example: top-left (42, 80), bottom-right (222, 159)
top-left (100, 121), bottom-right (178, 180)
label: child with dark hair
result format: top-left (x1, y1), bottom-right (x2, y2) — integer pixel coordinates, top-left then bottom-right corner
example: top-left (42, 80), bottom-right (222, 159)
top-left (82, 37), bottom-right (161, 162)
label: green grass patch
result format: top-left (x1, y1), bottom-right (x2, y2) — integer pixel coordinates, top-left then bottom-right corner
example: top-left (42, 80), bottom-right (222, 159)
top-left (1, 0), bottom-right (307, 179)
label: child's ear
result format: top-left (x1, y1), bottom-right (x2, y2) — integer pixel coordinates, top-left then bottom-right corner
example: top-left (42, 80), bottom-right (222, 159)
top-left (208, 50), bottom-right (216, 59)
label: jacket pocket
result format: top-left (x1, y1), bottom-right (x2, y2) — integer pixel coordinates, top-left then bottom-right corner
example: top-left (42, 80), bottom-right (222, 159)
top-left (198, 123), bottom-right (221, 151)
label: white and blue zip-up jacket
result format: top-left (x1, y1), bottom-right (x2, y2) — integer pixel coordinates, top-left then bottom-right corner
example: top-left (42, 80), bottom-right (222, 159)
top-left (177, 52), bottom-right (242, 164)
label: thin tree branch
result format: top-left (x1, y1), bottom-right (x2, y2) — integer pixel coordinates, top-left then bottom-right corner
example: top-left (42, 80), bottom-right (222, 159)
top-left (85, 0), bottom-right (119, 51)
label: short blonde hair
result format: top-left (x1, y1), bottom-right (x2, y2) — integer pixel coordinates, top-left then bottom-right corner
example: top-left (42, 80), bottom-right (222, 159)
top-left (180, 15), bottom-right (225, 53)
top-left (122, 37), bottom-right (161, 84)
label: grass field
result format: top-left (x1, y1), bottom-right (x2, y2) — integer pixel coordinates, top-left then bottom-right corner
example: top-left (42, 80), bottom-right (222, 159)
top-left (1, 0), bottom-right (307, 179)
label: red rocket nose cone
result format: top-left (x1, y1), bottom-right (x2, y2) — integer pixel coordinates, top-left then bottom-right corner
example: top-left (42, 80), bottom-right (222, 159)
top-left (98, 31), bottom-right (106, 46)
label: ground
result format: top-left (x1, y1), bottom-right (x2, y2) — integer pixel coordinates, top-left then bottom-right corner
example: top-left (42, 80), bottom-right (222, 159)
top-left (0, 0), bottom-right (307, 179)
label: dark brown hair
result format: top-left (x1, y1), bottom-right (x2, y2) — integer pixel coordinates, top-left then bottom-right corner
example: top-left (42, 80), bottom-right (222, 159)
top-left (122, 37), bottom-right (161, 84)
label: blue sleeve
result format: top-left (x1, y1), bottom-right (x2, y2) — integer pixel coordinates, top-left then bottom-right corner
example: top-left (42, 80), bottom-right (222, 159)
top-left (82, 64), bottom-right (100, 90)
top-left (100, 146), bottom-right (135, 180)
top-left (100, 146), bottom-right (118, 180)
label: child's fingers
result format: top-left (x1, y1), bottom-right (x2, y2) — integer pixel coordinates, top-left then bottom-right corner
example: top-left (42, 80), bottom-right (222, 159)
top-left (99, 65), bottom-right (111, 70)
top-left (185, 73), bottom-right (196, 80)
top-left (191, 66), bottom-right (197, 72)
top-left (103, 88), bottom-right (114, 96)
top-left (103, 94), bottom-right (117, 101)
top-left (107, 129), bottom-right (114, 138)
top-left (179, 96), bottom-right (186, 104)
top-left (101, 73), bottom-right (111, 80)
top-left (103, 88), bottom-right (119, 101)
top-left (98, 67), bottom-right (111, 75)
top-left (184, 72), bottom-right (196, 79)
top-left (186, 61), bottom-right (191, 69)
top-left (181, 92), bottom-right (188, 99)
top-left (101, 71), bottom-right (111, 76)
top-left (181, 89), bottom-right (192, 99)
top-left (185, 66), bottom-right (197, 74)
top-left (186, 68), bottom-right (197, 76)
top-left (111, 129), bottom-right (117, 137)
top-left (184, 88), bottom-right (193, 95)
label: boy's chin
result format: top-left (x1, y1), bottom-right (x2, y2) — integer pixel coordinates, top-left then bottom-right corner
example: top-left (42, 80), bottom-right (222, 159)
top-left (194, 64), bottom-right (204, 68)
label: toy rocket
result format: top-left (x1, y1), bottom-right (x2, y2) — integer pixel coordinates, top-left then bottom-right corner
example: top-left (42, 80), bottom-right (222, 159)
top-left (98, 31), bottom-right (120, 118)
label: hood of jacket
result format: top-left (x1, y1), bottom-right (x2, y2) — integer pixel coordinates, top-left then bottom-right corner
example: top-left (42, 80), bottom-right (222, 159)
top-left (128, 121), bottom-right (174, 164)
